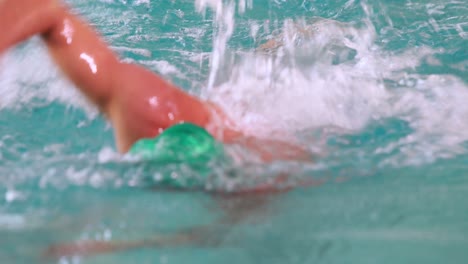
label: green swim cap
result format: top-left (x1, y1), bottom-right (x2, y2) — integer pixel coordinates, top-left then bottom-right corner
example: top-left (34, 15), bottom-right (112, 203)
top-left (129, 123), bottom-right (226, 188)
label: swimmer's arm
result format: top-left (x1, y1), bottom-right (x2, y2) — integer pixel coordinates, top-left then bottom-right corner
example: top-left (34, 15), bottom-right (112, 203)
top-left (0, 0), bottom-right (215, 152)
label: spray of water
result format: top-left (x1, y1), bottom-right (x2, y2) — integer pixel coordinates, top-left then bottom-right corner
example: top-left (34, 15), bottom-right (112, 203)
top-left (194, 0), bottom-right (468, 166)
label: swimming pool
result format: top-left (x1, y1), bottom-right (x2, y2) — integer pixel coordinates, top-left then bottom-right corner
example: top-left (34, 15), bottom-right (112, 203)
top-left (1, 0), bottom-right (467, 263)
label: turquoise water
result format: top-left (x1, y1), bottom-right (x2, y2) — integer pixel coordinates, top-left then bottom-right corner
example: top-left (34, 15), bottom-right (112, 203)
top-left (1, 0), bottom-right (467, 263)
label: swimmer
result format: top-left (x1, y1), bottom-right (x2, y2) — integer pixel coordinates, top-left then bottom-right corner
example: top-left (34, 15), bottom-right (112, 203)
top-left (0, 0), bottom-right (309, 162)
top-left (0, 0), bottom-right (316, 258)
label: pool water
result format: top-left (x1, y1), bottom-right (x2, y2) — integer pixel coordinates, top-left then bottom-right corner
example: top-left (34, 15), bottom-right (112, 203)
top-left (1, 0), bottom-right (467, 263)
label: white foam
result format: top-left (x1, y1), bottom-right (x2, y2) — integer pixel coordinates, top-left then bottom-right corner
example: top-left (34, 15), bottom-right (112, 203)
top-left (196, 1), bottom-right (468, 165)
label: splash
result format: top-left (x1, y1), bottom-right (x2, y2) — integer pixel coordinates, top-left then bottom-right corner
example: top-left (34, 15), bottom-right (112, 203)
top-left (195, 0), bottom-right (468, 166)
